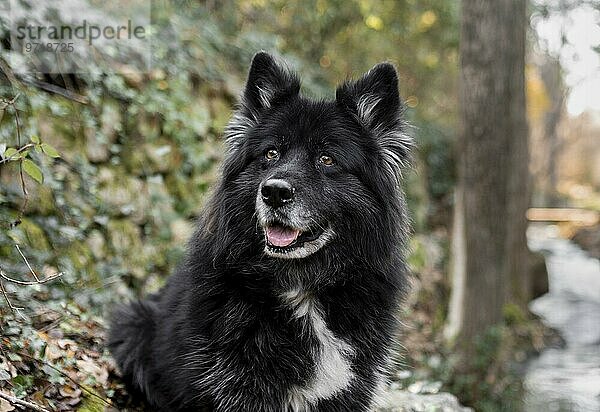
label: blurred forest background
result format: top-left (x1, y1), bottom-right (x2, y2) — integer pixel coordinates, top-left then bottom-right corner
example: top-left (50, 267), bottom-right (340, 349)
top-left (1, 0), bottom-right (599, 411)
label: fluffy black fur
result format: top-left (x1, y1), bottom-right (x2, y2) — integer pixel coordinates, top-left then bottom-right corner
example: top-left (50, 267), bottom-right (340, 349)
top-left (109, 52), bottom-right (412, 411)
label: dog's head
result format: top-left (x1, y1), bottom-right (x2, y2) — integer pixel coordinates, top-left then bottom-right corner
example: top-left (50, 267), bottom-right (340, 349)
top-left (220, 52), bottom-right (411, 261)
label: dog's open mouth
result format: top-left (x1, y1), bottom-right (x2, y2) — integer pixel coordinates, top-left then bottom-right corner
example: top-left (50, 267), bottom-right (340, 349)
top-left (264, 224), bottom-right (324, 252)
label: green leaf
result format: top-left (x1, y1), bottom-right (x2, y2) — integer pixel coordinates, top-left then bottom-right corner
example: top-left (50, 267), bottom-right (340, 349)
top-left (11, 374), bottom-right (34, 397)
top-left (3, 147), bottom-right (17, 159)
top-left (41, 143), bottom-right (60, 158)
top-left (22, 158), bottom-right (43, 183)
top-left (31, 134), bottom-right (40, 144)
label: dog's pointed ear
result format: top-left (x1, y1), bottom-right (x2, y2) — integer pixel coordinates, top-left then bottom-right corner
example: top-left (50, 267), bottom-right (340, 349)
top-left (336, 63), bottom-right (400, 126)
top-left (243, 51), bottom-right (300, 112)
top-left (225, 52), bottom-right (300, 153)
top-left (336, 63), bottom-right (412, 174)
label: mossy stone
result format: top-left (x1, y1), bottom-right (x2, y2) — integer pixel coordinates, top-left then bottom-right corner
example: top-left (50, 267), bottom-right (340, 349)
top-left (96, 167), bottom-right (149, 223)
top-left (106, 219), bottom-right (145, 278)
top-left (86, 230), bottom-right (106, 260)
top-left (101, 99), bottom-right (122, 143)
top-left (143, 139), bottom-right (183, 174)
top-left (18, 218), bottom-right (51, 252)
top-left (65, 240), bottom-right (94, 272)
top-left (84, 127), bottom-right (110, 163)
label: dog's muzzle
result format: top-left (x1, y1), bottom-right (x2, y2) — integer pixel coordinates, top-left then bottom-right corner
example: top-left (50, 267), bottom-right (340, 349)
top-left (256, 180), bottom-right (334, 259)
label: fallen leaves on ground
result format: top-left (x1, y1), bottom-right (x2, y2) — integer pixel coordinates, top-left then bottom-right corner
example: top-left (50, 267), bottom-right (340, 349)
top-left (0, 303), bottom-right (144, 411)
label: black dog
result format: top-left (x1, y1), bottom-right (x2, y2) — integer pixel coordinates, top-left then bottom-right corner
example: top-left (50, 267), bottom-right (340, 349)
top-left (109, 52), bottom-right (412, 411)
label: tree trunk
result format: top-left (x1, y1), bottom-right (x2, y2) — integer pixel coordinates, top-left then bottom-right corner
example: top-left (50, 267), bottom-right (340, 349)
top-left (446, 0), bottom-right (530, 360)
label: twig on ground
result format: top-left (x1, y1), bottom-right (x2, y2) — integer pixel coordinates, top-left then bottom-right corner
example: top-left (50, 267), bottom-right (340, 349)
top-left (0, 390), bottom-right (50, 412)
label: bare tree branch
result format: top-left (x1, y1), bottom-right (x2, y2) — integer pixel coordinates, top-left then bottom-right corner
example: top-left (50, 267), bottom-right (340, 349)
top-left (21, 78), bottom-right (89, 104)
top-left (0, 246), bottom-right (63, 313)
top-left (15, 244), bottom-right (40, 282)
top-left (0, 270), bottom-right (64, 286)
top-left (0, 280), bottom-right (24, 313)
top-left (0, 390), bottom-right (50, 412)
top-left (0, 143), bottom-right (36, 164)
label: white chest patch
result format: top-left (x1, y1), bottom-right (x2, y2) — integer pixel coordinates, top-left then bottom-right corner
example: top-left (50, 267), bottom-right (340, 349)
top-left (281, 289), bottom-right (355, 410)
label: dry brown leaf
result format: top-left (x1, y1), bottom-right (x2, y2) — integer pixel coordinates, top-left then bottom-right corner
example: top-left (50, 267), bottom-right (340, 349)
top-left (59, 385), bottom-right (82, 399)
top-left (76, 358), bottom-right (109, 386)
top-left (0, 358), bottom-right (16, 379)
top-left (36, 331), bottom-right (50, 342)
top-left (44, 385), bottom-right (59, 399)
top-left (0, 398), bottom-right (15, 412)
top-left (32, 391), bottom-right (50, 408)
top-left (44, 344), bottom-right (63, 361)
top-left (0, 390), bottom-right (15, 412)
top-left (56, 339), bottom-right (77, 350)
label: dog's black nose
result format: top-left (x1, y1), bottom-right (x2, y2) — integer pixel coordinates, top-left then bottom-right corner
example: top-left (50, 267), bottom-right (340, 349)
top-left (261, 179), bottom-right (294, 208)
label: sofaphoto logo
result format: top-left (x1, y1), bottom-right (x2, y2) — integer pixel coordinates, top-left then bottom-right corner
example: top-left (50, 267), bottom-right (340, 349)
top-left (8, 0), bottom-right (151, 74)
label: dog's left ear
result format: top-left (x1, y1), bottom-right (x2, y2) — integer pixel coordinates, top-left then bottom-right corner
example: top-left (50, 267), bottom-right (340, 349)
top-left (336, 63), bottom-right (412, 173)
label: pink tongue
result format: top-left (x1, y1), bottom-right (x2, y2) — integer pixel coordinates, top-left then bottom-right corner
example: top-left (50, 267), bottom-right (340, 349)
top-left (266, 226), bottom-right (300, 247)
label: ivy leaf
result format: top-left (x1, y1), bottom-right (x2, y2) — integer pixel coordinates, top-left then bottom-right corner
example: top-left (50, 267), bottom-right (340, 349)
top-left (3, 147), bottom-right (17, 160)
top-left (22, 159), bottom-right (43, 183)
top-left (31, 135), bottom-right (40, 144)
top-left (41, 143), bottom-right (60, 158)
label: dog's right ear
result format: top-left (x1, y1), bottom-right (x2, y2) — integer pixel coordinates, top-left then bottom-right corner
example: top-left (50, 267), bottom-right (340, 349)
top-left (243, 52), bottom-right (300, 112)
top-left (225, 52), bottom-right (300, 152)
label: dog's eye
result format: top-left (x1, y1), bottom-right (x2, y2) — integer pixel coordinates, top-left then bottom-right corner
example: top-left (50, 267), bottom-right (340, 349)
top-left (265, 149), bottom-right (279, 160)
top-left (319, 155), bottom-right (335, 166)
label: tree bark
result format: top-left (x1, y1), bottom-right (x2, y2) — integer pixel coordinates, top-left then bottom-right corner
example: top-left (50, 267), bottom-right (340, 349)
top-left (446, 0), bottom-right (530, 359)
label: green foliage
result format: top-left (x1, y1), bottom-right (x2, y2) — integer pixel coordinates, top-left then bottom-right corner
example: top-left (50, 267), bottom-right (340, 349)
top-left (408, 317), bottom-right (551, 412)
top-left (0, 115), bottom-right (61, 186)
top-left (454, 326), bottom-right (524, 412)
